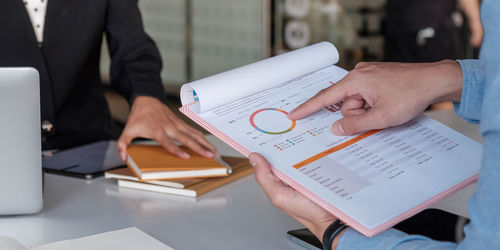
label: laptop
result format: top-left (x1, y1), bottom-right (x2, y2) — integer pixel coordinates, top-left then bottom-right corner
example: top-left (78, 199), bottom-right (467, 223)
top-left (0, 68), bottom-right (43, 215)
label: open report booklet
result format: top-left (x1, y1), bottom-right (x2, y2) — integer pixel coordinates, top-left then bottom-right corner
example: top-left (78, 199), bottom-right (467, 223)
top-left (179, 42), bottom-right (482, 237)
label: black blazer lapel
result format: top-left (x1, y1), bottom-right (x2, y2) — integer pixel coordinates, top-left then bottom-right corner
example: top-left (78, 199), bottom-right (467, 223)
top-left (0, 0), bottom-right (39, 46)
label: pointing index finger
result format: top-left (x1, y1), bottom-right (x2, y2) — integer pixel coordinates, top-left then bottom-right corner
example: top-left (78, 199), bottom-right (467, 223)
top-left (288, 81), bottom-right (349, 120)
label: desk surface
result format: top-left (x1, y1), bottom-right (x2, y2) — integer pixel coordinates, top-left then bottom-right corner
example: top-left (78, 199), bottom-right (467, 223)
top-left (0, 110), bottom-right (481, 249)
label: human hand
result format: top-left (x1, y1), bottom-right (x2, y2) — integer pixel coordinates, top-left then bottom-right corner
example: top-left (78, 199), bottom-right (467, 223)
top-left (117, 96), bottom-right (217, 161)
top-left (468, 19), bottom-right (483, 48)
top-left (289, 60), bottom-right (463, 136)
top-left (249, 153), bottom-right (338, 241)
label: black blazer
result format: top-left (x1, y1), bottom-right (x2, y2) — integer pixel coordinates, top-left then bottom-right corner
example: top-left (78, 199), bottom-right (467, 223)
top-left (0, 0), bottom-right (167, 150)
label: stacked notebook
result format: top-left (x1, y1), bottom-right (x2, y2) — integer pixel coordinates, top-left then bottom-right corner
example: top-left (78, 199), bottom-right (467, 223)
top-left (125, 145), bottom-right (232, 180)
top-left (105, 145), bottom-right (253, 197)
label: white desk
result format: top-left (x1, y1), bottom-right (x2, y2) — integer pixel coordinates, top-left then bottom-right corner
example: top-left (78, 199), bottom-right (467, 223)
top-left (0, 110), bottom-right (480, 249)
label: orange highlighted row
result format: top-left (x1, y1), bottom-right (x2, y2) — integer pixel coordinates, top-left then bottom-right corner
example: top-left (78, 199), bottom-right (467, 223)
top-left (293, 129), bottom-right (382, 169)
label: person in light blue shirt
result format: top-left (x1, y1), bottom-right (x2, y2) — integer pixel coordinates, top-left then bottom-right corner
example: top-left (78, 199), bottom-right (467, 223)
top-left (248, 0), bottom-right (500, 249)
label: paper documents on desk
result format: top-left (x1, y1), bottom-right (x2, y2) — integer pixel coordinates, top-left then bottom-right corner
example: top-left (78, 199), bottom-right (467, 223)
top-left (179, 41), bottom-right (482, 237)
top-left (0, 227), bottom-right (173, 250)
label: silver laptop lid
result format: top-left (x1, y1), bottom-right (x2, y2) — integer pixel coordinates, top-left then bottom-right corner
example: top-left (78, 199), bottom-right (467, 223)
top-left (0, 68), bottom-right (42, 215)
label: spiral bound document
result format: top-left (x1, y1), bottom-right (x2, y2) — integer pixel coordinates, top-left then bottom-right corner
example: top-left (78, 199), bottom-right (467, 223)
top-left (179, 42), bottom-right (482, 237)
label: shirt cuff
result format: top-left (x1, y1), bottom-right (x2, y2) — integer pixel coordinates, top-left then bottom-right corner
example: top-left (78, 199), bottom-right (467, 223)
top-left (337, 228), bottom-right (409, 249)
top-left (453, 59), bottom-right (485, 124)
top-left (337, 227), bottom-right (459, 249)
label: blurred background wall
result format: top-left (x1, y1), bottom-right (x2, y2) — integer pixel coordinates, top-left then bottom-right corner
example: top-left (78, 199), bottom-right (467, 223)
top-left (102, 0), bottom-right (479, 121)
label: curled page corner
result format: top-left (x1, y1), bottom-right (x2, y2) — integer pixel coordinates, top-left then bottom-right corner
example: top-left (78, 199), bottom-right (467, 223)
top-left (180, 41), bottom-right (339, 114)
top-left (180, 85), bottom-right (201, 113)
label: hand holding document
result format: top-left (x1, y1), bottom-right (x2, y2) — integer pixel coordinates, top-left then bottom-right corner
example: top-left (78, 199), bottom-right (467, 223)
top-left (179, 42), bottom-right (482, 237)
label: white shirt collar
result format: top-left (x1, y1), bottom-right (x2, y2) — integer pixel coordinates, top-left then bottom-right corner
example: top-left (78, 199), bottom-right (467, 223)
top-left (23, 0), bottom-right (48, 44)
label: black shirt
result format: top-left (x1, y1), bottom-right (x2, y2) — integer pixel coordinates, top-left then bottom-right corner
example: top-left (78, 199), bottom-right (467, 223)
top-left (0, 0), bottom-right (167, 150)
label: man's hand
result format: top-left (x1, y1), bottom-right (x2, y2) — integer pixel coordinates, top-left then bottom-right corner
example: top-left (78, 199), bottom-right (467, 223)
top-left (117, 96), bottom-right (217, 161)
top-left (250, 153), bottom-right (337, 241)
top-left (289, 60), bottom-right (463, 136)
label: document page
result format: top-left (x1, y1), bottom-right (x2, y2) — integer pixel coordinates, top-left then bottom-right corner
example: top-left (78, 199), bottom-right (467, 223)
top-left (181, 42), bottom-right (339, 113)
top-left (35, 227), bottom-right (173, 250)
top-left (189, 65), bottom-right (482, 232)
top-left (0, 236), bottom-right (27, 250)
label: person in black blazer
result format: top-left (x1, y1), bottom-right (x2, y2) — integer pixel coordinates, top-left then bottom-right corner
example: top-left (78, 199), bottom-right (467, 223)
top-left (0, 0), bottom-right (216, 159)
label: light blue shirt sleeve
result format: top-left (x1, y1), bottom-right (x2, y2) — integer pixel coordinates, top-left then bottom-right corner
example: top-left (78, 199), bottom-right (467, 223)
top-left (453, 60), bottom-right (485, 124)
top-left (338, 0), bottom-right (500, 249)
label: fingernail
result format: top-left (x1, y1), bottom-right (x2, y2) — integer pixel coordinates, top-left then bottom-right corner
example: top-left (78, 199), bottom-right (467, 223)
top-left (181, 152), bottom-right (190, 159)
top-left (333, 123), bottom-right (345, 136)
top-left (120, 152), bottom-right (127, 161)
top-left (205, 151), bottom-right (214, 158)
top-left (338, 124), bottom-right (345, 135)
top-left (249, 154), bottom-right (256, 167)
